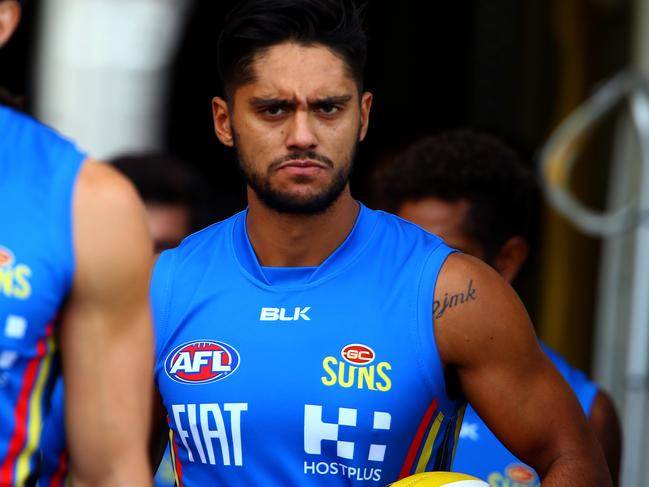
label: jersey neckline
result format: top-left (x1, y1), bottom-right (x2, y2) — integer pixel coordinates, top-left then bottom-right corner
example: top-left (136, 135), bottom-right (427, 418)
top-left (231, 202), bottom-right (378, 290)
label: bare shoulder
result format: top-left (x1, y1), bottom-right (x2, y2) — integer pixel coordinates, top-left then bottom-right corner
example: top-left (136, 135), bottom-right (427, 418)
top-left (75, 158), bottom-right (143, 210)
top-left (434, 252), bottom-right (536, 368)
top-left (72, 158), bottom-right (152, 296)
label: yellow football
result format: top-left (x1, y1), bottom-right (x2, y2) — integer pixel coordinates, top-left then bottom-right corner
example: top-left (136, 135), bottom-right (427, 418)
top-left (389, 471), bottom-right (489, 486)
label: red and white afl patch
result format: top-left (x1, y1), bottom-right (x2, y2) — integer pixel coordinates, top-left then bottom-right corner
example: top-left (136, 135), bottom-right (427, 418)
top-left (165, 340), bottom-right (240, 384)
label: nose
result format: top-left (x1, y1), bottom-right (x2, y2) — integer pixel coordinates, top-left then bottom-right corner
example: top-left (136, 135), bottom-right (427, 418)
top-left (285, 109), bottom-right (318, 150)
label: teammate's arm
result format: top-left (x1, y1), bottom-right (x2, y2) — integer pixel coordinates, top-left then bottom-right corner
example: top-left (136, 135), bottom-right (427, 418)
top-left (61, 160), bottom-right (154, 486)
top-left (589, 390), bottom-right (622, 486)
top-left (435, 253), bottom-right (611, 486)
top-left (150, 385), bottom-right (169, 471)
top-left (149, 252), bottom-right (171, 471)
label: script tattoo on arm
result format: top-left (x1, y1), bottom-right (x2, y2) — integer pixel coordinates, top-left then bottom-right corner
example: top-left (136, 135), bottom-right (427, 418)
top-left (433, 279), bottom-right (477, 319)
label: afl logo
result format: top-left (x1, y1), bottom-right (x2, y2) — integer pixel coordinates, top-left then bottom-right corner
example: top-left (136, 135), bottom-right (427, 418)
top-left (0, 247), bottom-right (14, 267)
top-left (341, 344), bottom-right (375, 365)
top-left (165, 340), bottom-right (240, 385)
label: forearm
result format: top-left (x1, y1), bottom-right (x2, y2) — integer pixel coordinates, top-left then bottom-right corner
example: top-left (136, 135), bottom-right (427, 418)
top-left (70, 453), bottom-right (152, 487)
top-left (63, 309), bottom-right (154, 486)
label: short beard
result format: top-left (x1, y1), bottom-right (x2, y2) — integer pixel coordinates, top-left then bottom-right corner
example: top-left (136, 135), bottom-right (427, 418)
top-left (233, 130), bottom-right (357, 215)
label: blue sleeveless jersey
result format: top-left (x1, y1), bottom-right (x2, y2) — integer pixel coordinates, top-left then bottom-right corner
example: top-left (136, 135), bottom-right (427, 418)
top-left (452, 342), bottom-right (598, 486)
top-left (152, 204), bottom-right (464, 486)
top-left (37, 376), bottom-right (67, 487)
top-left (154, 445), bottom-right (177, 487)
top-left (0, 106), bottom-right (84, 485)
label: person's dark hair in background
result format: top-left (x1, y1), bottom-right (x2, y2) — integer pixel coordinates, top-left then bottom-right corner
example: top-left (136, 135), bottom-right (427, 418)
top-left (0, 84), bottom-right (23, 110)
top-left (373, 128), bottom-right (621, 485)
top-left (375, 129), bottom-right (535, 264)
top-left (0, 0), bottom-right (26, 110)
top-left (111, 153), bottom-right (205, 252)
top-left (216, 0), bottom-right (367, 101)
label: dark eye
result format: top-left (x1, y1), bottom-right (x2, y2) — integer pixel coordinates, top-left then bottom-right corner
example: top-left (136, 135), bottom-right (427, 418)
top-left (263, 106), bottom-right (286, 117)
top-left (317, 103), bottom-right (340, 115)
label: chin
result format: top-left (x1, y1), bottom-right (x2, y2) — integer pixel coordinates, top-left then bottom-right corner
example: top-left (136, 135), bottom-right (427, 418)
top-left (258, 189), bottom-right (341, 215)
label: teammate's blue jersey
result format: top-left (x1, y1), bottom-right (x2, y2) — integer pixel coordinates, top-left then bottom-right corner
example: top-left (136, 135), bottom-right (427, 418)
top-left (37, 376), bottom-right (67, 487)
top-left (155, 445), bottom-right (177, 487)
top-left (452, 342), bottom-right (598, 486)
top-left (152, 204), bottom-right (465, 486)
top-left (0, 106), bottom-right (84, 486)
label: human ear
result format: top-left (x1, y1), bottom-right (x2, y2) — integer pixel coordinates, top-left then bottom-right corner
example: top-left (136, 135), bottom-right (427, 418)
top-left (492, 236), bottom-right (529, 283)
top-left (0, 0), bottom-right (21, 48)
top-left (212, 96), bottom-right (234, 147)
top-left (358, 91), bottom-right (373, 141)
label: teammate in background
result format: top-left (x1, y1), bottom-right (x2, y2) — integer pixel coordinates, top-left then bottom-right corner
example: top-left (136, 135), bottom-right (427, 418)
top-left (150, 0), bottom-right (611, 485)
top-left (373, 129), bottom-right (622, 486)
top-left (38, 153), bottom-right (203, 487)
top-left (0, 1), bottom-right (154, 485)
top-left (112, 153), bottom-right (205, 253)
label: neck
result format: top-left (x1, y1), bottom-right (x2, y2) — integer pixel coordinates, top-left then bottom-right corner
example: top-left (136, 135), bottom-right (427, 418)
top-left (246, 186), bottom-right (359, 267)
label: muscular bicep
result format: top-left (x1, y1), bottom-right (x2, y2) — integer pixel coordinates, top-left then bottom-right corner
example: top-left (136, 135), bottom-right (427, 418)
top-left (434, 253), bottom-right (597, 478)
top-left (61, 159), bottom-right (154, 485)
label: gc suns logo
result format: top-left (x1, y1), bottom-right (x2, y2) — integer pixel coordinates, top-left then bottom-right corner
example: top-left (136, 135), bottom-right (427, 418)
top-left (0, 247), bottom-right (14, 267)
top-left (165, 340), bottom-right (240, 385)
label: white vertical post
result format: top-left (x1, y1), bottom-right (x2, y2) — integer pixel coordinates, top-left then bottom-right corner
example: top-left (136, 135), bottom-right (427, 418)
top-left (619, 1), bottom-right (649, 485)
top-left (620, 89), bottom-right (649, 487)
top-left (33, 0), bottom-right (194, 159)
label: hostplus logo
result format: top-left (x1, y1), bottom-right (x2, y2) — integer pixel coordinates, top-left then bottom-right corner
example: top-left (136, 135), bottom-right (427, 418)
top-left (303, 404), bottom-right (391, 482)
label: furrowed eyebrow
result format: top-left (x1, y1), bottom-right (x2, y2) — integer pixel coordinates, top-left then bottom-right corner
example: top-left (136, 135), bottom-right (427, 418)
top-left (249, 97), bottom-right (296, 109)
top-left (310, 95), bottom-right (353, 106)
top-left (249, 95), bottom-right (353, 109)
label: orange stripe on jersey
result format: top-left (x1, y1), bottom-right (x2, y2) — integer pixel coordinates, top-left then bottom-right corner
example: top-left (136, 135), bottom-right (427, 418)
top-left (0, 325), bottom-right (52, 485)
top-left (398, 398), bottom-right (437, 479)
top-left (169, 427), bottom-right (183, 487)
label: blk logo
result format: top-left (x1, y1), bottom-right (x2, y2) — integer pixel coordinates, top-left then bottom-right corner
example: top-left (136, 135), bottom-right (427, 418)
top-left (260, 307), bottom-right (311, 321)
top-left (304, 404), bottom-right (391, 462)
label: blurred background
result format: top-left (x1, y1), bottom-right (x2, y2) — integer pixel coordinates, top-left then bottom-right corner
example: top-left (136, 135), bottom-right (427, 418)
top-left (2, 0), bottom-right (648, 484)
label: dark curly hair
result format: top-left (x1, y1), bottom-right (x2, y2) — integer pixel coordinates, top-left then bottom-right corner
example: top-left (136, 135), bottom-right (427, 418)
top-left (217, 0), bottom-right (367, 101)
top-left (374, 129), bottom-right (537, 261)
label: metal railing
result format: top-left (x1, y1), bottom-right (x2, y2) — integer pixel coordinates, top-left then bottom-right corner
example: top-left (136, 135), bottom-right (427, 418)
top-left (539, 70), bottom-right (649, 487)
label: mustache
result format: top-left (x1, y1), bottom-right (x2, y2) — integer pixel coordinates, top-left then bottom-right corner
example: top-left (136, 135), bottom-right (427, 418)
top-left (268, 151), bottom-right (334, 171)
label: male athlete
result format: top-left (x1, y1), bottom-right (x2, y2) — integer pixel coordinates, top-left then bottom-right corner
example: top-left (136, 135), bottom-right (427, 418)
top-left (0, 1), bottom-right (153, 485)
top-left (374, 129), bottom-right (622, 486)
top-left (112, 153), bottom-right (204, 253)
top-left (150, 0), bottom-right (611, 485)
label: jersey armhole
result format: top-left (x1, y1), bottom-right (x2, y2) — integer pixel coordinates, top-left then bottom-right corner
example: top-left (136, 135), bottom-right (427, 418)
top-left (415, 242), bottom-right (459, 416)
top-left (45, 132), bottom-right (86, 296)
top-left (60, 153), bottom-right (85, 292)
top-left (151, 250), bottom-right (178, 378)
